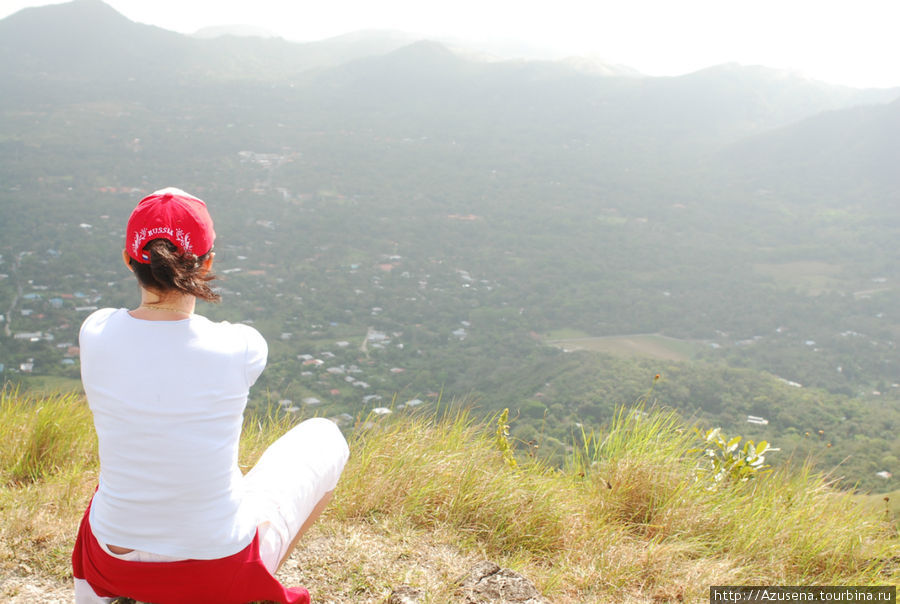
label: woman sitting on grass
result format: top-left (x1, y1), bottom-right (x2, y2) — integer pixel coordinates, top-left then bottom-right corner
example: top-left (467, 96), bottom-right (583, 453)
top-left (72, 188), bottom-right (349, 604)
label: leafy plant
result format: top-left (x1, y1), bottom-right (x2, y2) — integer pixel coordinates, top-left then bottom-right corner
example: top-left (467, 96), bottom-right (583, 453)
top-left (495, 407), bottom-right (518, 469)
top-left (691, 427), bottom-right (777, 485)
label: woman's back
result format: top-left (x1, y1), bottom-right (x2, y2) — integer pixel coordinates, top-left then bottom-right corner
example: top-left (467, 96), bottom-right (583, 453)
top-left (80, 308), bottom-right (267, 559)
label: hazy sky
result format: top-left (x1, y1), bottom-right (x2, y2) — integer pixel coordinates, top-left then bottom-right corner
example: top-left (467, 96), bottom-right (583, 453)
top-left (2, 0), bottom-right (899, 88)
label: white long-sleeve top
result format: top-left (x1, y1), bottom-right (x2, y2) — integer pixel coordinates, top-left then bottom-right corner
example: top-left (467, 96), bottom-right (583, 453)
top-left (79, 308), bottom-right (268, 559)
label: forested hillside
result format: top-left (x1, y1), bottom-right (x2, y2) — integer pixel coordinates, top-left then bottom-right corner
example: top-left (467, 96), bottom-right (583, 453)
top-left (1, 0), bottom-right (899, 490)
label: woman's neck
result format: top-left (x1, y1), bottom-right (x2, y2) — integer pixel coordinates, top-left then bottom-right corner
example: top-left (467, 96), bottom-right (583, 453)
top-left (129, 289), bottom-right (197, 321)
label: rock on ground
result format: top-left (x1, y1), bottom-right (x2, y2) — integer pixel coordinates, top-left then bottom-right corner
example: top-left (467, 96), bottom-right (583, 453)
top-left (457, 561), bottom-right (549, 604)
top-left (388, 584), bottom-right (426, 603)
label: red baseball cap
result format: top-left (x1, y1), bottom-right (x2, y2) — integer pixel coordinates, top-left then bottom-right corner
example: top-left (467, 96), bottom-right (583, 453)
top-left (126, 188), bottom-right (216, 264)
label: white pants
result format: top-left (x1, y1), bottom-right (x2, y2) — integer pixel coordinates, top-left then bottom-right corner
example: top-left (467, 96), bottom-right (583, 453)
top-left (74, 418), bottom-right (350, 603)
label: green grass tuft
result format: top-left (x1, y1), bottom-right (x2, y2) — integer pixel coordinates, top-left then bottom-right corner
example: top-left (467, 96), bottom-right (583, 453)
top-left (0, 386), bottom-right (97, 486)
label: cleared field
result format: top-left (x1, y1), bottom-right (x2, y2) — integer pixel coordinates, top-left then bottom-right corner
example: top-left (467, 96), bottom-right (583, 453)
top-left (545, 333), bottom-right (702, 361)
top-left (753, 261), bottom-right (845, 295)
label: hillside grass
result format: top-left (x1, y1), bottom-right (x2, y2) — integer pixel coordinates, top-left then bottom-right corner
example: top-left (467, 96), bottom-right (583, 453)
top-left (858, 490), bottom-right (900, 522)
top-left (11, 375), bottom-right (84, 396)
top-left (1, 387), bottom-right (897, 602)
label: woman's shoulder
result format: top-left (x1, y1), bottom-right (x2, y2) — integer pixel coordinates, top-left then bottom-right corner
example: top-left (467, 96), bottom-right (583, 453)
top-left (192, 317), bottom-right (267, 371)
top-left (193, 316), bottom-right (267, 344)
top-left (79, 307), bottom-right (124, 331)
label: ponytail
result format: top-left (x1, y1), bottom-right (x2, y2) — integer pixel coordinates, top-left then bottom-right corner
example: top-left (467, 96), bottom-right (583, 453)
top-left (130, 239), bottom-right (221, 303)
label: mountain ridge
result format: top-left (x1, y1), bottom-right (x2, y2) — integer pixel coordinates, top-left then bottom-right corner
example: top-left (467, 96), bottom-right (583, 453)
top-left (2, 0), bottom-right (899, 203)
top-left (3, 0), bottom-right (898, 100)
top-left (716, 96), bottom-right (900, 200)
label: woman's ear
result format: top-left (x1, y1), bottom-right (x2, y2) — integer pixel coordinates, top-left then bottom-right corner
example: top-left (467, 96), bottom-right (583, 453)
top-left (201, 252), bottom-right (215, 274)
top-left (122, 249), bottom-right (134, 272)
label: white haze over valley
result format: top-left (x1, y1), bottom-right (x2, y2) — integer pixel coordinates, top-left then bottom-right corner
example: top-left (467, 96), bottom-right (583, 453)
top-left (1, 0), bottom-right (899, 88)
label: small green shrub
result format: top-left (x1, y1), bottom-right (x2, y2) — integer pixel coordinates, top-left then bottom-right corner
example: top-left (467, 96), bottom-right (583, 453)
top-left (691, 427), bottom-right (777, 486)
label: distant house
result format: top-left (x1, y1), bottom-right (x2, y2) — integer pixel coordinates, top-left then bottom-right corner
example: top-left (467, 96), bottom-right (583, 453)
top-left (14, 331), bottom-right (43, 340)
top-left (330, 413), bottom-right (354, 426)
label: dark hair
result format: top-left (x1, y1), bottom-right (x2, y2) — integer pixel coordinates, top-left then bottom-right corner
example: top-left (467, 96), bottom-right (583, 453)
top-left (129, 239), bottom-right (221, 303)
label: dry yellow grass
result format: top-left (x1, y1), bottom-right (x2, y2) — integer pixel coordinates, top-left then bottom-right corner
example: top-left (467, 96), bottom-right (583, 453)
top-left (1, 389), bottom-right (897, 603)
